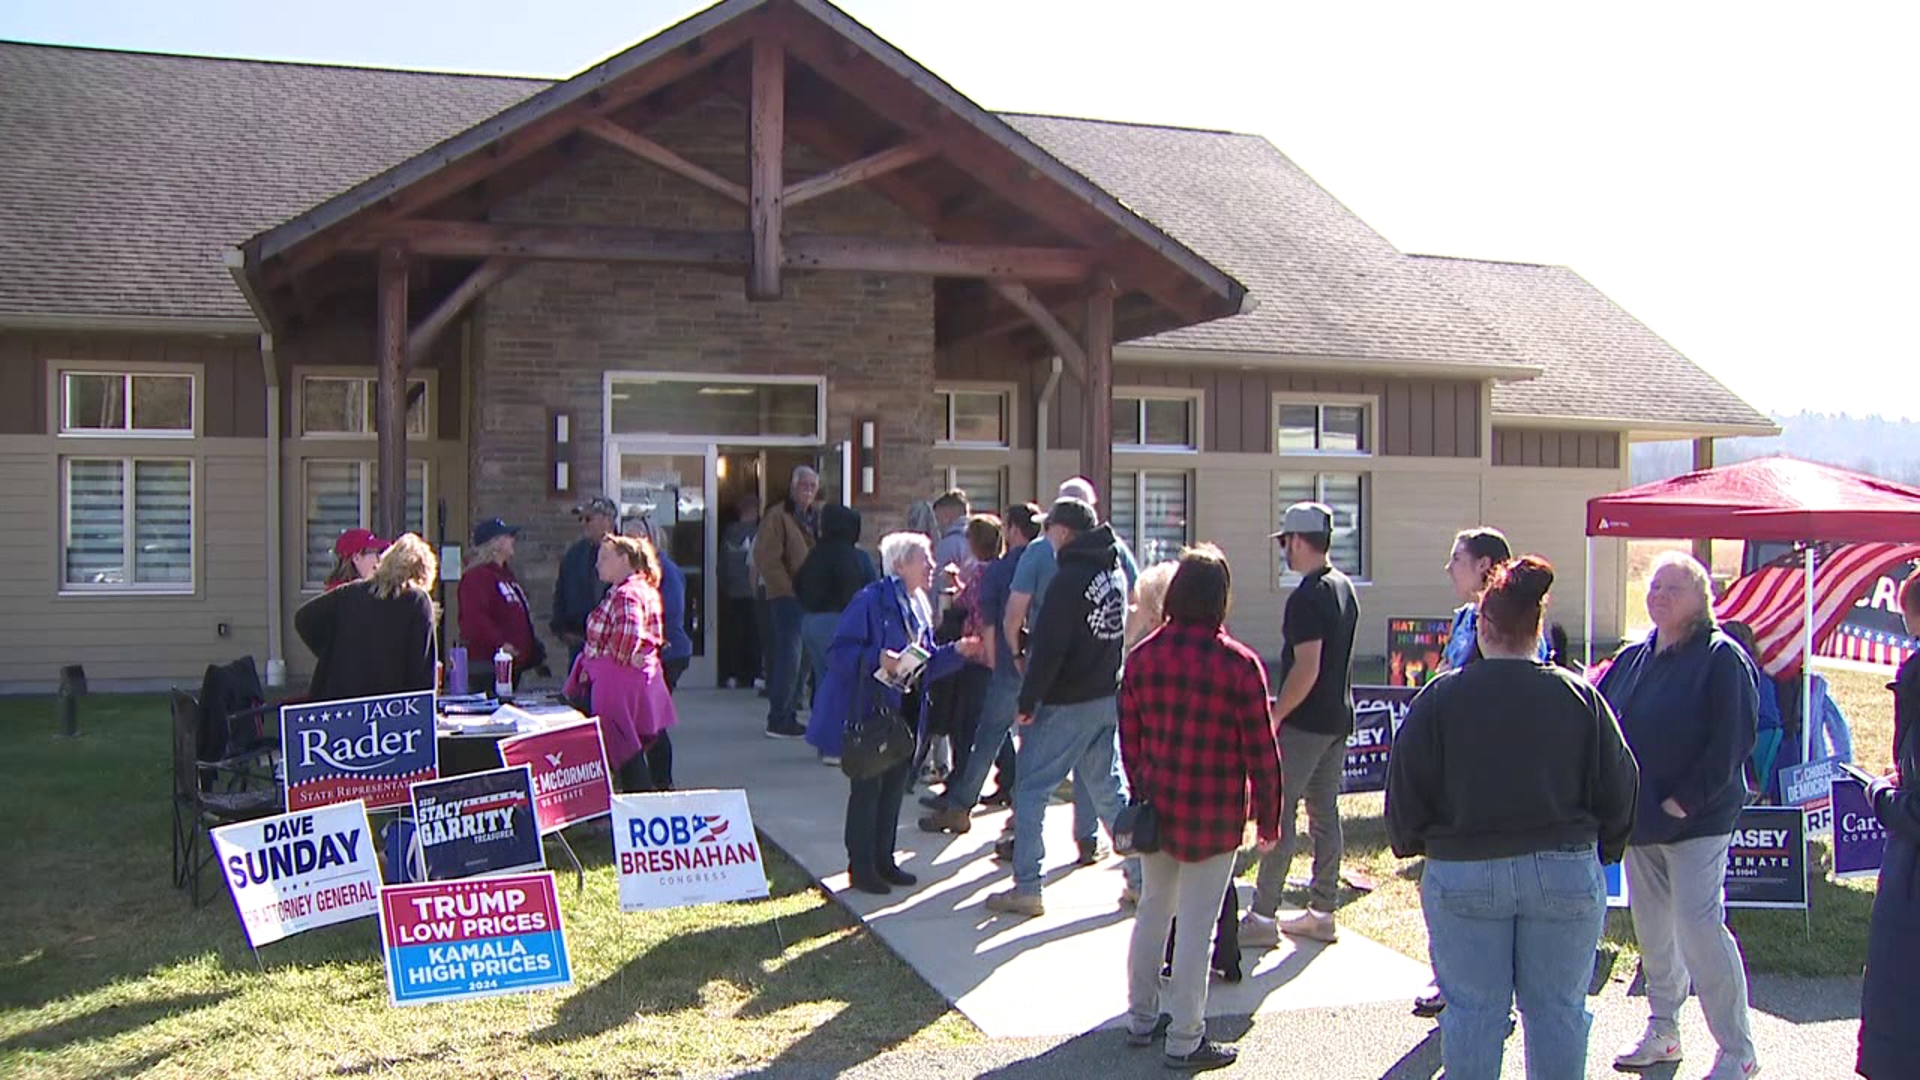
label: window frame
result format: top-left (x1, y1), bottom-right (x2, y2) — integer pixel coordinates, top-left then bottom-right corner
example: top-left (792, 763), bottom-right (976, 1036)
top-left (1272, 392), bottom-right (1377, 458)
top-left (295, 370), bottom-right (433, 440)
top-left (55, 366), bottom-right (198, 439)
top-left (59, 455), bottom-right (197, 595)
top-left (933, 383), bottom-right (1016, 449)
top-left (1113, 389), bottom-right (1202, 453)
top-left (602, 371), bottom-right (827, 446)
top-left (942, 465), bottom-right (1010, 520)
top-left (1273, 470), bottom-right (1370, 585)
top-left (299, 458), bottom-right (431, 592)
top-left (1108, 468), bottom-right (1194, 567)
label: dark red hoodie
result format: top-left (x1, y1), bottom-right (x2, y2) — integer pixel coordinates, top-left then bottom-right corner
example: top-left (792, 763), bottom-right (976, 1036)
top-left (457, 561), bottom-right (542, 673)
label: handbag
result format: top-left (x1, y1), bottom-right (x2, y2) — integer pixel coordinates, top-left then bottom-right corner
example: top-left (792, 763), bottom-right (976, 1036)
top-left (1113, 797), bottom-right (1160, 856)
top-left (841, 672), bottom-right (916, 782)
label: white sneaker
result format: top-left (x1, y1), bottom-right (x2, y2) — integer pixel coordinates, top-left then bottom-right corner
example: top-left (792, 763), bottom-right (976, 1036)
top-left (1614, 1022), bottom-right (1683, 1069)
top-left (1237, 911), bottom-right (1279, 949)
top-left (1700, 1051), bottom-right (1761, 1080)
top-left (1278, 908), bottom-right (1337, 943)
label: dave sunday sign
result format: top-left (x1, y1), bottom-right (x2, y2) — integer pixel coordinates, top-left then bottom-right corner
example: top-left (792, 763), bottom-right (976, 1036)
top-left (211, 801), bottom-right (382, 948)
top-left (282, 691), bottom-right (438, 812)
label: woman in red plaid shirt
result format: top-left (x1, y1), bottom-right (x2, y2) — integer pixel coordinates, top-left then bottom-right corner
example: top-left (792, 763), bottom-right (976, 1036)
top-left (564, 534), bottom-right (679, 792)
top-left (1119, 544), bottom-right (1281, 1071)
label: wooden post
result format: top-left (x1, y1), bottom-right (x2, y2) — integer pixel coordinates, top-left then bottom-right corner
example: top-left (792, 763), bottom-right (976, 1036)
top-left (1692, 436), bottom-right (1715, 570)
top-left (747, 37), bottom-right (784, 301)
top-left (376, 244), bottom-right (409, 540)
top-left (1080, 285), bottom-right (1114, 501)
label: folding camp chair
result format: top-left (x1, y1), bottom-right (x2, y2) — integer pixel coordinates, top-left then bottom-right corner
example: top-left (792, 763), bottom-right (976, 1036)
top-left (197, 658), bottom-right (283, 779)
top-left (170, 689), bottom-right (282, 907)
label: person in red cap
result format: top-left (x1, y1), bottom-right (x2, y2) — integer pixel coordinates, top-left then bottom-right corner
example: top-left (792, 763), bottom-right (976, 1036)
top-left (324, 528), bottom-right (387, 591)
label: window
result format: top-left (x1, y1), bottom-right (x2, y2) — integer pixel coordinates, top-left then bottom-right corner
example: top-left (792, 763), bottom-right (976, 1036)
top-left (936, 389), bottom-right (1010, 446)
top-left (945, 467), bottom-right (1007, 520)
top-left (61, 371), bottom-right (193, 435)
top-left (62, 458), bottom-right (193, 590)
top-left (1109, 470), bottom-right (1192, 567)
top-left (1114, 395), bottom-right (1197, 451)
top-left (1275, 472), bottom-right (1366, 579)
top-left (607, 375), bottom-right (823, 442)
top-left (303, 460), bottom-right (428, 588)
top-left (1277, 401), bottom-right (1370, 454)
top-left (301, 375), bottom-right (429, 437)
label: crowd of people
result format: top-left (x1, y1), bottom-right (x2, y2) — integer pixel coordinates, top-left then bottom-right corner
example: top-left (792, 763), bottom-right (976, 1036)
top-left (289, 466), bottom-right (1920, 1079)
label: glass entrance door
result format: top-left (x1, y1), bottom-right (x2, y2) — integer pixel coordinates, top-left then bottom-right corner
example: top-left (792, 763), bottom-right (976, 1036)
top-left (614, 446), bottom-right (716, 687)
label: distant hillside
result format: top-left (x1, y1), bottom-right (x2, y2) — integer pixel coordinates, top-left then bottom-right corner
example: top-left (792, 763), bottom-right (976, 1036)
top-left (1631, 412), bottom-right (1920, 486)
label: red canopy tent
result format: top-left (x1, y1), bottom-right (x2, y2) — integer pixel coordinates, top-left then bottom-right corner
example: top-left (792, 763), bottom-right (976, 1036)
top-left (1584, 456), bottom-right (1920, 761)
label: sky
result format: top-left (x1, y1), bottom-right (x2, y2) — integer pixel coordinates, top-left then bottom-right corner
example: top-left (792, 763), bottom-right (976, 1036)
top-left (4, 0), bottom-right (1914, 420)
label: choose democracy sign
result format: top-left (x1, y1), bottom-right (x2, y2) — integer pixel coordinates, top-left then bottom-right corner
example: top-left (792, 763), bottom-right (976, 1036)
top-left (379, 872), bottom-right (573, 1006)
top-left (282, 691), bottom-right (437, 812)
top-left (210, 801), bottom-right (381, 948)
top-left (410, 767), bottom-right (543, 882)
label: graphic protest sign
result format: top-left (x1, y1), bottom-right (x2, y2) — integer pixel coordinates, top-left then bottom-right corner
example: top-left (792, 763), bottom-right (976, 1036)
top-left (497, 720), bottom-right (613, 834)
top-left (613, 790), bottom-right (769, 911)
top-left (410, 767), bottom-right (544, 881)
top-left (379, 872), bottom-right (573, 1006)
top-left (1831, 775), bottom-right (1888, 880)
top-left (1388, 617), bottom-right (1451, 687)
top-left (210, 800), bottom-right (381, 948)
top-left (1724, 806), bottom-right (1808, 910)
top-left (1780, 758), bottom-right (1841, 836)
top-left (1340, 686), bottom-right (1417, 796)
top-left (282, 691), bottom-right (437, 811)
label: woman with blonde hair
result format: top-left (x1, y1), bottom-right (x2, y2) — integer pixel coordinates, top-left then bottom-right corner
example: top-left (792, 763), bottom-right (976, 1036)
top-left (565, 533), bottom-right (679, 792)
top-left (457, 516), bottom-right (545, 694)
top-left (295, 533), bottom-right (439, 701)
top-left (1125, 560), bottom-right (1179, 652)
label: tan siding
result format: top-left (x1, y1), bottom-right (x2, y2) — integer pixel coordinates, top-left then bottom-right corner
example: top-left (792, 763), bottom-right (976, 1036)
top-left (1483, 465), bottom-right (1631, 647)
top-left (1493, 427), bottom-right (1623, 469)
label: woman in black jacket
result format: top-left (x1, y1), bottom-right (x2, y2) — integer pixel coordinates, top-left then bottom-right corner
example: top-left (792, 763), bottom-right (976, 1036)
top-left (798, 504), bottom-right (876, 764)
top-left (295, 533), bottom-right (438, 702)
top-left (1859, 573), bottom-right (1920, 1077)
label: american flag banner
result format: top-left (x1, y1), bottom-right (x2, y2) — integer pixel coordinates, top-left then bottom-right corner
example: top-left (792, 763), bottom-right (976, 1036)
top-left (1714, 542), bottom-right (1920, 677)
top-left (1826, 622), bottom-right (1920, 668)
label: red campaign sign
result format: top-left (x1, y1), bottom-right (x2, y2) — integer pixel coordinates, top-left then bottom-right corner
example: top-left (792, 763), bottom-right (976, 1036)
top-left (380, 873), bottom-right (562, 948)
top-left (496, 720), bottom-right (613, 834)
top-left (377, 872), bottom-right (573, 1006)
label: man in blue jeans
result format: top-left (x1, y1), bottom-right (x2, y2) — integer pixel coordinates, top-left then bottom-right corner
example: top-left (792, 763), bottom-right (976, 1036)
top-left (987, 498), bottom-right (1135, 917)
top-left (752, 466), bottom-right (819, 738)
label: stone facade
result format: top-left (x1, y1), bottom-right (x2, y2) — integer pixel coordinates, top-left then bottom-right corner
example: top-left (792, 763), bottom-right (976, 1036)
top-left (469, 95), bottom-right (939, 641)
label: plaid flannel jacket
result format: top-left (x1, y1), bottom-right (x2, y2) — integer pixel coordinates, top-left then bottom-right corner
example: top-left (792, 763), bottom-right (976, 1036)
top-left (1119, 621), bottom-right (1282, 862)
top-left (583, 575), bottom-right (665, 668)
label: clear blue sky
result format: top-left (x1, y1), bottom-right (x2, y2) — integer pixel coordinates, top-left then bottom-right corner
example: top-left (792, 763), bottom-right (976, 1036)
top-left (5, 0), bottom-right (1914, 419)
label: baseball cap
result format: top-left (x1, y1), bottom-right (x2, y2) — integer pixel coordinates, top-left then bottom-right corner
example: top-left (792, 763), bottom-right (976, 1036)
top-left (472, 517), bottom-right (522, 546)
top-left (1044, 497), bottom-right (1098, 534)
top-left (1057, 476), bottom-right (1098, 506)
top-left (573, 496), bottom-right (619, 520)
top-left (1272, 501), bottom-right (1335, 539)
top-left (333, 527), bottom-right (387, 560)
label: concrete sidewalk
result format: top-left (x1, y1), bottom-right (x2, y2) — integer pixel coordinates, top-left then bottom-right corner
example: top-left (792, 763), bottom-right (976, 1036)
top-left (668, 688), bottom-right (1430, 1038)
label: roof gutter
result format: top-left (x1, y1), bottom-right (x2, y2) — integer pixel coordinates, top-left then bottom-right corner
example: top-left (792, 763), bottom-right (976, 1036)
top-left (1495, 411), bottom-right (1782, 441)
top-left (0, 311), bottom-right (258, 335)
top-left (223, 249), bottom-right (287, 689)
top-left (1114, 343), bottom-right (1542, 382)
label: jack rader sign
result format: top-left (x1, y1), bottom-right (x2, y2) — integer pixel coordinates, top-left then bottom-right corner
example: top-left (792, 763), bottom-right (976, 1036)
top-left (282, 691), bottom-right (438, 811)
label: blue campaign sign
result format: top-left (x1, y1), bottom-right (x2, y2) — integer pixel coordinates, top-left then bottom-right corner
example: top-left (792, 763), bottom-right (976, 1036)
top-left (1604, 859), bottom-right (1629, 908)
top-left (410, 767), bottom-right (545, 882)
top-left (282, 691), bottom-right (438, 812)
top-left (1340, 706), bottom-right (1395, 795)
top-left (379, 872), bottom-right (573, 1006)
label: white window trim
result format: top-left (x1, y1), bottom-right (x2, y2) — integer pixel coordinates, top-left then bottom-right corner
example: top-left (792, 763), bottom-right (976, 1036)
top-left (1272, 392), bottom-right (1377, 459)
top-left (602, 371), bottom-right (827, 446)
top-left (53, 364), bottom-right (200, 439)
top-left (1109, 467), bottom-right (1194, 563)
top-left (59, 455), bottom-right (197, 596)
top-left (1113, 388), bottom-right (1203, 453)
top-left (299, 458), bottom-right (431, 592)
top-left (1273, 470), bottom-right (1371, 587)
top-left (933, 382), bottom-right (1016, 449)
top-left (943, 465), bottom-right (1010, 512)
top-left (294, 368), bottom-right (434, 441)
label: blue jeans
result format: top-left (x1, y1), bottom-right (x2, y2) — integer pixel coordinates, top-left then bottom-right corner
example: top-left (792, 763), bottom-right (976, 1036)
top-left (1011, 696), bottom-right (1136, 895)
top-left (1422, 848), bottom-right (1606, 1080)
top-left (800, 612), bottom-right (838, 715)
top-left (946, 668), bottom-right (1019, 809)
top-left (765, 596), bottom-right (806, 728)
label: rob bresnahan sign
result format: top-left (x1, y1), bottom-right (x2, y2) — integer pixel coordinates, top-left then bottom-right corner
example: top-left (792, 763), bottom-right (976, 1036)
top-left (210, 800), bottom-right (381, 948)
top-left (282, 691), bottom-right (438, 811)
top-left (378, 872), bottom-right (573, 1006)
top-left (613, 790), bottom-right (769, 911)
top-left (497, 720), bottom-right (613, 834)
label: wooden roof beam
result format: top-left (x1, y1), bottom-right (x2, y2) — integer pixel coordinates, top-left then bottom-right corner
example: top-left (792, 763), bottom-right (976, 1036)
top-left (989, 281), bottom-right (1086, 383)
top-left (747, 35), bottom-right (784, 300)
top-left (406, 257), bottom-right (520, 369)
top-left (581, 117), bottom-right (747, 204)
top-left (784, 137), bottom-right (936, 208)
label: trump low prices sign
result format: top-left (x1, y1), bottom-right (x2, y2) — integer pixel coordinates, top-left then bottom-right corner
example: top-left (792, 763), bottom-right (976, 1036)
top-left (410, 767), bottom-right (544, 882)
top-left (379, 872), bottom-right (573, 1006)
top-left (497, 720), bottom-right (613, 834)
top-left (613, 790), bottom-right (769, 911)
top-left (211, 800), bottom-right (382, 948)
top-left (282, 691), bottom-right (437, 812)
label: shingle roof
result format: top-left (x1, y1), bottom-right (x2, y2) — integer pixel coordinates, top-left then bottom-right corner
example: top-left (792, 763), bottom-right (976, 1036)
top-left (1411, 255), bottom-right (1775, 434)
top-left (0, 42), bottom-right (541, 320)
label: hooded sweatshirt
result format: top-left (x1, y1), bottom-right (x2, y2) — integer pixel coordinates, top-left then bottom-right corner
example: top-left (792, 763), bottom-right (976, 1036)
top-left (1018, 524), bottom-right (1128, 713)
top-left (794, 505), bottom-right (876, 614)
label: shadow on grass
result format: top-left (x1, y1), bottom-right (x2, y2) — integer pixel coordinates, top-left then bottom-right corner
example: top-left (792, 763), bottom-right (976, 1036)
top-left (0, 990), bottom-right (232, 1054)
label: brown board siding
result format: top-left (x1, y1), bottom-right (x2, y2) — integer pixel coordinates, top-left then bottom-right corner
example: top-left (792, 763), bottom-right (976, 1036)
top-left (0, 330), bottom-right (264, 437)
top-left (1491, 427), bottom-right (1622, 469)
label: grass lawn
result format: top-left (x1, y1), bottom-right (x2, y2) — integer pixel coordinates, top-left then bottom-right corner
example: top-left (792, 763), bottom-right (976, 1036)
top-left (0, 695), bottom-right (974, 1079)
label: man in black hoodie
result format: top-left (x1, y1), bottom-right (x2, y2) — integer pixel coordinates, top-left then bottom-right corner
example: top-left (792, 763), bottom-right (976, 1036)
top-left (794, 504), bottom-right (876, 764)
top-left (986, 498), bottom-right (1133, 917)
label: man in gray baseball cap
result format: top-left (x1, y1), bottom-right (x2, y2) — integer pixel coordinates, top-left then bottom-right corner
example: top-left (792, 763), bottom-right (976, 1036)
top-left (1241, 501), bottom-right (1361, 949)
top-left (551, 496), bottom-right (620, 668)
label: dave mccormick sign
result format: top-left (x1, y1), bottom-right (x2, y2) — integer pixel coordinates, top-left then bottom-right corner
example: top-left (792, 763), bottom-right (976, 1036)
top-left (210, 800), bottom-right (381, 948)
top-left (282, 691), bottom-right (437, 812)
top-left (497, 720), bottom-right (613, 833)
top-left (613, 790), bottom-right (769, 911)
top-left (379, 872), bottom-right (573, 1006)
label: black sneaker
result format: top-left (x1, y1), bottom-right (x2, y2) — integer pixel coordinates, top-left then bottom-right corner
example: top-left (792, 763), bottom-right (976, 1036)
top-left (1164, 1040), bottom-right (1237, 1071)
top-left (980, 788), bottom-right (1011, 807)
top-left (918, 793), bottom-right (949, 810)
top-left (764, 721), bottom-right (805, 740)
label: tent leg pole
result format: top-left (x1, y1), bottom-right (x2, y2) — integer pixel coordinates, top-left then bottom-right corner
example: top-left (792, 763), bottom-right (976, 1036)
top-left (1584, 537), bottom-right (1596, 667)
top-left (1803, 547), bottom-right (1816, 764)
